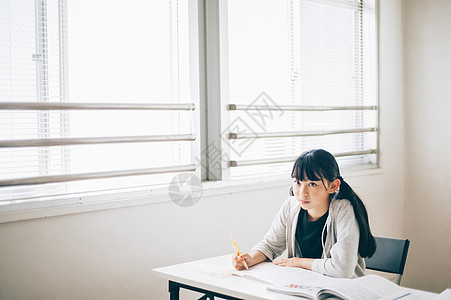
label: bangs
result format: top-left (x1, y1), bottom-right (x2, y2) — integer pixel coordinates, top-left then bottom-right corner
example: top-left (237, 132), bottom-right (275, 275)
top-left (291, 154), bottom-right (324, 182)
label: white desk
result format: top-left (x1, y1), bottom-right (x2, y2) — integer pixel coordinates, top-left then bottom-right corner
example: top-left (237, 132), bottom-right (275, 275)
top-left (152, 254), bottom-right (437, 300)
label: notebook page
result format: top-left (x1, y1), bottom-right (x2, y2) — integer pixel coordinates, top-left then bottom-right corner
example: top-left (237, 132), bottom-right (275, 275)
top-left (232, 262), bottom-right (326, 285)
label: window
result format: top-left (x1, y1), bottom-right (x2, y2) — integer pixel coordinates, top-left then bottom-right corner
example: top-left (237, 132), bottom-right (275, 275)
top-left (0, 0), bottom-right (199, 206)
top-left (0, 0), bottom-right (378, 213)
top-left (222, 0), bottom-right (378, 179)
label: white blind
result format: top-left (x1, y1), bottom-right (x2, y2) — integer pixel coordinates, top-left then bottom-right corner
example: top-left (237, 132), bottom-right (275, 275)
top-left (225, 0), bottom-right (377, 178)
top-left (0, 0), bottom-right (197, 204)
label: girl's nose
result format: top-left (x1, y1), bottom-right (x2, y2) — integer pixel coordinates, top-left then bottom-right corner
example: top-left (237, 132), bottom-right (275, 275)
top-left (300, 185), bottom-right (308, 196)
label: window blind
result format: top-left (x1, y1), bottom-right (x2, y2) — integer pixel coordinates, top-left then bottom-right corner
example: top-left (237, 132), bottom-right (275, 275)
top-left (224, 0), bottom-right (378, 178)
top-left (0, 0), bottom-right (198, 205)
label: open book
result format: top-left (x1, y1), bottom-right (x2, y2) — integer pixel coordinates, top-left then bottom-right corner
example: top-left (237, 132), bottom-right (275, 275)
top-left (232, 262), bottom-right (418, 299)
top-left (267, 274), bottom-right (419, 300)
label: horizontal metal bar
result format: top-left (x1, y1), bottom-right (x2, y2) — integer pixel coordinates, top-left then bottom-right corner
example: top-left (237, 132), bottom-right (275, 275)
top-left (0, 164), bottom-right (197, 187)
top-left (0, 102), bottom-right (195, 111)
top-left (228, 104), bottom-right (377, 111)
top-left (229, 128), bottom-right (377, 139)
top-left (0, 134), bottom-right (196, 148)
top-left (230, 150), bottom-right (377, 167)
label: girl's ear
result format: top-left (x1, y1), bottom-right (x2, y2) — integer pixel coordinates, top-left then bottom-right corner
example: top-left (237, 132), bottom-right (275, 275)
top-left (329, 178), bottom-right (341, 193)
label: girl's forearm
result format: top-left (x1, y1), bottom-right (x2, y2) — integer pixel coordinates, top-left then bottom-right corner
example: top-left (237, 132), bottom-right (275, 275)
top-left (249, 250), bottom-right (268, 266)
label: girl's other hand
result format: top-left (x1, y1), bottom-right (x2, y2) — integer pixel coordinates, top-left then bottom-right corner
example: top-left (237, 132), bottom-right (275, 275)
top-left (273, 257), bottom-right (313, 270)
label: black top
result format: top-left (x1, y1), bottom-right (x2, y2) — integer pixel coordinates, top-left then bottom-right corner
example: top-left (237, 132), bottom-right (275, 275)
top-left (295, 208), bottom-right (328, 259)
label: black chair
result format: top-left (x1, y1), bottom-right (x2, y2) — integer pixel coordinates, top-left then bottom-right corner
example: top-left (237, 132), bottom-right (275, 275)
top-left (365, 236), bottom-right (410, 285)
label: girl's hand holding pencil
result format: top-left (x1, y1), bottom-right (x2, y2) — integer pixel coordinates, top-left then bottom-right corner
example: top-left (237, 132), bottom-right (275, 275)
top-left (231, 241), bottom-right (269, 270)
top-left (231, 237), bottom-right (249, 270)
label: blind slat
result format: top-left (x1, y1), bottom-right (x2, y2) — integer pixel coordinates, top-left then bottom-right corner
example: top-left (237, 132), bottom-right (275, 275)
top-left (0, 164), bottom-right (197, 187)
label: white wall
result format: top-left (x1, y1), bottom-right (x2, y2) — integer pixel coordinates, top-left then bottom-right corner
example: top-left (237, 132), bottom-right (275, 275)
top-left (0, 1), bottom-right (408, 299)
top-left (403, 0), bottom-right (451, 293)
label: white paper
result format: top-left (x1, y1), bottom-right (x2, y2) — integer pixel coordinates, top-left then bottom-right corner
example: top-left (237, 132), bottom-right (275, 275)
top-left (232, 262), bottom-right (324, 285)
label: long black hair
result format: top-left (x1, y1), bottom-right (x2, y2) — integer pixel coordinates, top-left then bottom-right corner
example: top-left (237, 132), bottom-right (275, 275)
top-left (290, 149), bottom-right (376, 258)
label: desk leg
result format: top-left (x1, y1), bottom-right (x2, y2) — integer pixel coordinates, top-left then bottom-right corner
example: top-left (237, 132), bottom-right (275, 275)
top-left (169, 281), bottom-right (180, 300)
top-left (168, 281), bottom-right (242, 300)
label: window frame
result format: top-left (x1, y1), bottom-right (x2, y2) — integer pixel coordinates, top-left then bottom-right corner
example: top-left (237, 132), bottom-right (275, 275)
top-left (0, 0), bottom-right (201, 212)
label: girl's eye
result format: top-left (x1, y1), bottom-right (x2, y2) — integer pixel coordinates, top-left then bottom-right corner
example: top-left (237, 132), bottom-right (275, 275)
top-left (294, 180), bottom-right (300, 185)
top-left (308, 182), bottom-right (317, 187)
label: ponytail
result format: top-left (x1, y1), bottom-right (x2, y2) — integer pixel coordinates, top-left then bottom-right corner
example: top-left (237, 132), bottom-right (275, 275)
top-left (336, 176), bottom-right (376, 258)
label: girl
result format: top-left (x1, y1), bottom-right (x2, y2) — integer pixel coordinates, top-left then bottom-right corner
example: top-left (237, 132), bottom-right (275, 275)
top-left (232, 149), bottom-right (376, 278)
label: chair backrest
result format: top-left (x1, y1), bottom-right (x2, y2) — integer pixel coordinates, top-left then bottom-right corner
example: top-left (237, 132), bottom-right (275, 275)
top-left (365, 237), bottom-right (410, 284)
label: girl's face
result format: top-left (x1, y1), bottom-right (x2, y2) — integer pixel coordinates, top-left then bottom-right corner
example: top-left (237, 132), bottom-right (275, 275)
top-left (292, 177), bottom-right (338, 212)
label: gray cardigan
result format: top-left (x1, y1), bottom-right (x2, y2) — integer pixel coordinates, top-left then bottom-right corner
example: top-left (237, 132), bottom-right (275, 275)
top-left (251, 196), bottom-right (366, 278)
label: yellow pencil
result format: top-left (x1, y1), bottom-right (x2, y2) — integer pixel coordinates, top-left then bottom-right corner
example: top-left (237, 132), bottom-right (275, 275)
top-left (231, 237), bottom-right (249, 269)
